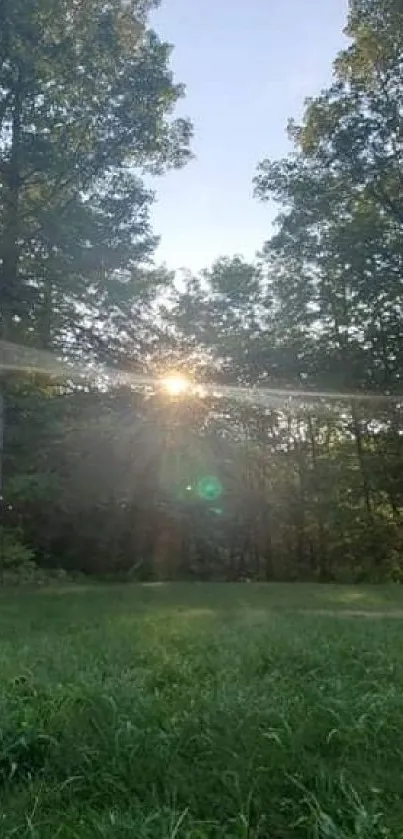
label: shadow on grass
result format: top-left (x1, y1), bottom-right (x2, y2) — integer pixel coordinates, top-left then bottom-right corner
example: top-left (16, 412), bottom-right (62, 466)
top-left (1, 582), bottom-right (403, 623)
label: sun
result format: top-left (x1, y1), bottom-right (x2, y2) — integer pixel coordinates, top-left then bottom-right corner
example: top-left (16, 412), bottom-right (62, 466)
top-left (161, 373), bottom-right (190, 397)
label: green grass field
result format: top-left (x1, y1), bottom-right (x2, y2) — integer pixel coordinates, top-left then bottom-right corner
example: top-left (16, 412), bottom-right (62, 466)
top-left (1, 583), bottom-right (403, 838)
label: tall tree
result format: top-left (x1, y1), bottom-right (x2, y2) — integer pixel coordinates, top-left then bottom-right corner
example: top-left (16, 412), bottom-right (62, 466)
top-left (252, 0), bottom-right (403, 575)
top-left (254, 0), bottom-right (403, 396)
top-left (0, 0), bottom-right (192, 497)
top-left (0, 0), bottom-right (191, 347)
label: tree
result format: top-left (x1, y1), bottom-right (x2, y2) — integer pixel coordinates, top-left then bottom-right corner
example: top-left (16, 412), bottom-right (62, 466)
top-left (254, 0), bottom-right (403, 395)
top-left (166, 256), bottom-right (275, 387)
top-left (0, 0), bottom-right (191, 344)
top-left (4, 0), bottom-right (403, 584)
top-left (251, 0), bottom-right (403, 576)
top-left (0, 0), bottom-right (192, 498)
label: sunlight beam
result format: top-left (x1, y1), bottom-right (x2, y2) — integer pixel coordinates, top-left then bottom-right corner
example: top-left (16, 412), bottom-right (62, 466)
top-left (160, 373), bottom-right (190, 397)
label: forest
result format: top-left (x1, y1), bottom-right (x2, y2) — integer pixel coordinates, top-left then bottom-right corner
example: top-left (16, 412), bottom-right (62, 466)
top-left (1, 0), bottom-right (403, 583)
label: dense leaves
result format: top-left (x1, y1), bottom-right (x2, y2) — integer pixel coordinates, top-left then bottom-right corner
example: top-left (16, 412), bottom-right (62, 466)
top-left (2, 0), bottom-right (403, 582)
top-left (0, 0), bottom-right (191, 350)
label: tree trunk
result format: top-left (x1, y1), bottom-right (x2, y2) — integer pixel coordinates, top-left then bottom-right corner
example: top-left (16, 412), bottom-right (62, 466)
top-left (0, 381), bottom-right (4, 501)
top-left (40, 277), bottom-right (53, 349)
top-left (307, 415), bottom-right (328, 580)
top-left (350, 404), bottom-right (382, 574)
top-left (1, 77), bottom-right (23, 335)
top-left (0, 382), bottom-right (4, 583)
top-left (0, 76), bottom-right (23, 546)
top-left (295, 439), bottom-right (309, 576)
top-left (351, 405), bottom-right (373, 523)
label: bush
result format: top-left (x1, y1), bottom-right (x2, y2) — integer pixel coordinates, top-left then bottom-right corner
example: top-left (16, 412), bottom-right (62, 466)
top-left (0, 527), bottom-right (69, 585)
top-left (0, 527), bottom-right (36, 579)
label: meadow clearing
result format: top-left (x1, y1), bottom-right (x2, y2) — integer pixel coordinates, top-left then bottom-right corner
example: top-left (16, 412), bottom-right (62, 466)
top-left (0, 583), bottom-right (403, 838)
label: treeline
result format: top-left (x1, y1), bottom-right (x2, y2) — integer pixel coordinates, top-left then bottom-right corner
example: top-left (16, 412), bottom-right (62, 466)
top-left (5, 382), bottom-right (403, 582)
top-left (1, 0), bottom-right (403, 582)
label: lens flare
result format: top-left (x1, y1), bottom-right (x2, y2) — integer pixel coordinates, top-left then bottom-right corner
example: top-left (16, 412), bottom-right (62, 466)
top-left (161, 373), bottom-right (190, 397)
top-left (196, 475), bottom-right (223, 502)
top-left (1, 341), bottom-right (400, 411)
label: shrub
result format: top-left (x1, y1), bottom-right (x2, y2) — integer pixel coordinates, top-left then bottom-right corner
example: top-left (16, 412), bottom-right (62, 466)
top-left (0, 527), bottom-right (37, 581)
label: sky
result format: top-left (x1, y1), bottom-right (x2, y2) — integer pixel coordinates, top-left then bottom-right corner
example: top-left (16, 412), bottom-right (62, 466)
top-left (149, 0), bottom-right (349, 273)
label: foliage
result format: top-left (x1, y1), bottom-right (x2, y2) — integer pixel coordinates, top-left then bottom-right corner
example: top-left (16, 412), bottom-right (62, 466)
top-left (0, 584), bottom-right (403, 836)
top-left (0, 527), bottom-right (35, 573)
top-left (0, 0), bottom-right (191, 355)
top-left (4, 379), bottom-right (403, 583)
top-left (0, 525), bottom-right (71, 584)
top-left (2, 0), bottom-right (403, 583)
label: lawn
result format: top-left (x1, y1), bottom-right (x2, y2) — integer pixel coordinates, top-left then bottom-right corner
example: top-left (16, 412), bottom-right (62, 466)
top-left (1, 583), bottom-right (403, 838)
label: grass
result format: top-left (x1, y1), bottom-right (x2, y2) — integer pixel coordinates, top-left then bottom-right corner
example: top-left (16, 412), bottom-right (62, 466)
top-left (0, 583), bottom-right (403, 837)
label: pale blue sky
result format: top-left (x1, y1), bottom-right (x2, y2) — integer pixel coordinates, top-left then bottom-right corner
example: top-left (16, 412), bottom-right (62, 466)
top-left (150, 0), bottom-right (349, 272)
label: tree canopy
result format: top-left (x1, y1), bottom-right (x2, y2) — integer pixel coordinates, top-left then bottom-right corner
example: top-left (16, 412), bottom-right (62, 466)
top-left (1, 0), bottom-right (403, 583)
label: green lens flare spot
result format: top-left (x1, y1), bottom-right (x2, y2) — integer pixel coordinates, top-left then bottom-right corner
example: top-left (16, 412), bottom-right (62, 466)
top-left (196, 475), bottom-right (223, 502)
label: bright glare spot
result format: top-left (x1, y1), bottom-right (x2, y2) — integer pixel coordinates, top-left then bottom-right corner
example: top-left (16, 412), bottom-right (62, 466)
top-left (161, 373), bottom-right (190, 397)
